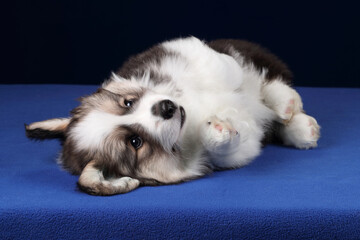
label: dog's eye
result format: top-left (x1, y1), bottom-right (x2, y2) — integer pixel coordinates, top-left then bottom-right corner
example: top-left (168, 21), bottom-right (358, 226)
top-left (130, 135), bottom-right (143, 149)
top-left (124, 99), bottom-right (133, 108)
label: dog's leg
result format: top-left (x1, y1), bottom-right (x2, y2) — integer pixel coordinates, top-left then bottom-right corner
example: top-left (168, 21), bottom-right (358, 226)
top-left (261, 80), bottom-right (320, 148)
top-left (78, 160), bottom-right (140, 196)
top-left (199, 110), bottom-right (262, 168)
top-left (278, 112), bottom-right (320, 149)
top-left (262, 80), bottom-right (303, 124)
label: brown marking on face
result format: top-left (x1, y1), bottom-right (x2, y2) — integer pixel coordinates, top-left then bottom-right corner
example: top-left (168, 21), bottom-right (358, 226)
top-left (69, 119), bottom-right (188, 185)
top-left (96, 126), bottom-right (137, 177)
top-left (96, 124), bottom-right (174, 181)
top-left (70, 87), bottom-right (144, 121)
top-left (102, 79), bottom-right (145, 97)
top-left (59, 80), bottom-right (200, 187)
top-left (59, 83), bottom-right (146, 174)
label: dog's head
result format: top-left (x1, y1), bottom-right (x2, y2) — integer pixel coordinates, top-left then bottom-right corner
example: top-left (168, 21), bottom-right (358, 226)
top-left (25, 77), bottom-right (198, 195)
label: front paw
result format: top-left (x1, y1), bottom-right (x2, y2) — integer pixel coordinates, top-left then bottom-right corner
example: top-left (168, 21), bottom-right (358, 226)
top-left (200, 116), bottom-right (240, 154)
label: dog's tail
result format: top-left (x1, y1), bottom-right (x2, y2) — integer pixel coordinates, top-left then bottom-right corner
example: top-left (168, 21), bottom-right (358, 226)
top-left (25, 118), bottom-right (70, 140)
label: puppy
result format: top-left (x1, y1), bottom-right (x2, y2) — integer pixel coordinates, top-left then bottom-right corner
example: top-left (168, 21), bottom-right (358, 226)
top-left (25, 37), bottom-right (320, 195)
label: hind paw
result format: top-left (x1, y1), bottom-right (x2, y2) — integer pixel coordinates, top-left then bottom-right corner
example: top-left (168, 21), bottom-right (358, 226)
top-left (280, 113), bottom-right (320, 149)
top-left (262, 81), bottom-right (303, 123)
top-left (276, 92), bottom-right (303, 124)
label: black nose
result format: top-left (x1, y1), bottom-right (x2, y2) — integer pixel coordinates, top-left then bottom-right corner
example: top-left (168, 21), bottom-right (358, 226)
top-left (157, 100), bottom-right (178, 119)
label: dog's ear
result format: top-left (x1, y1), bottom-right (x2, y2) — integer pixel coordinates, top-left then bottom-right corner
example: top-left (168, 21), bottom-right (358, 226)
top-left (78, 160), bottom-right (140, 196)
top-left (25, 118), bottom-right (70, 140)
top-left (102, 73), bottom-right (143, 95)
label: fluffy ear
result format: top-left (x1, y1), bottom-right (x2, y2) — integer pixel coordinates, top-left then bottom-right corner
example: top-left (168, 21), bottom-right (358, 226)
top-left (78, 160), bottom-right (140, 196)
top-left (25, 118), bottom-right (70, 140)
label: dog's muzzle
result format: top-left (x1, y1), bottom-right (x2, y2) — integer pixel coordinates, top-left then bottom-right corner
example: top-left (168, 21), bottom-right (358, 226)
top-left (152, 100), bottom-right (178, 119)
top-left (151, 100), bottom-right (186, 128)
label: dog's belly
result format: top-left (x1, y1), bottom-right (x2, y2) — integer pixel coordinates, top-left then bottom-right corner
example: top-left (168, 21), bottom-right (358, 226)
top-left (160, 38), bottom-right (276, 168)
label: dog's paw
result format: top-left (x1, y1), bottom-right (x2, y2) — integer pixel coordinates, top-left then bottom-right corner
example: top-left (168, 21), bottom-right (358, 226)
top-left (275, 90), bottom-right (303, 123)
top-left (262, 81), bottom-right (303, 123)
top-left (280, 113), bottom-right (320, 149)
top-left (200, 115), bottom-right (240, 154)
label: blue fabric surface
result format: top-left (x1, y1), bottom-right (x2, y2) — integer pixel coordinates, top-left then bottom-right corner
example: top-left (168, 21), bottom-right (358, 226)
top-left (1, 84), bottom-right (360, 239)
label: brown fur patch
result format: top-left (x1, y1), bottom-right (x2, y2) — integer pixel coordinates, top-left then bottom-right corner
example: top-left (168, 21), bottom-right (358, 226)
top-left (116, 44), bottom-right (176, 85)
top-left (59, 88), bottom-right (143, 174)
top-left (208, 39), bottom-right (293, 84)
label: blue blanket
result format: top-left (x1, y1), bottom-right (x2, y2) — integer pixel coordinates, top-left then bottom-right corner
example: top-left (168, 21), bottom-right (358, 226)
top-left (1, 85), bottom-right (359, 239)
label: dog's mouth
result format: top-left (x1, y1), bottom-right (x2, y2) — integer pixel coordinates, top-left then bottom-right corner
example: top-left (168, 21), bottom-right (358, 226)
top-left (180, 106), bottom-right (186, 128)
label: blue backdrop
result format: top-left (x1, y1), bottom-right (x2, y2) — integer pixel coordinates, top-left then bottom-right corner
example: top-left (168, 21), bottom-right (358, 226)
top-left (5, 1), bottom-right (360, 87)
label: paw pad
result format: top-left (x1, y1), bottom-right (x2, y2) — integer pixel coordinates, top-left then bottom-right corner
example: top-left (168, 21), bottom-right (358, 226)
top-left (281, 113), bottom-right (320, 149)
top-left (271, 89), bottom-right (303, 124)
top-left (201, 115), bottom-right (240, 153)
top-left (215, 123), bottom-right (223, 132)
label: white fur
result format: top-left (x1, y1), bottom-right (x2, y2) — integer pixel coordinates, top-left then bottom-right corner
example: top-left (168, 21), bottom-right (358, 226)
top-left (70, 111), bottom-right (122, 150)
top-left (78, 37), bottom-right (275, 171)
top-left (73, 37), bottom-right (319, 181)
top-left (28, 37), bottom-right (321, 194)
top-left (70, 91), bottom-right (183, 153)
top-left (94, 37), bottom-right (289, 171)
top-left (262, 80), bottom-right (303, 122)
top-left (280, 113), bottom-right (320, 149)
top-left (158, 37), bottom-right (275, 168)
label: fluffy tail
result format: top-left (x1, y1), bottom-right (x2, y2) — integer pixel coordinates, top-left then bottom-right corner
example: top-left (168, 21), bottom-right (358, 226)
top-left (25, 118), bottom-right (70, 140)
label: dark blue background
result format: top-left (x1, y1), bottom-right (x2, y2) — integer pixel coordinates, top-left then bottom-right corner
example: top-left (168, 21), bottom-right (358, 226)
top-left (5, 1), bottom-right (360, 87)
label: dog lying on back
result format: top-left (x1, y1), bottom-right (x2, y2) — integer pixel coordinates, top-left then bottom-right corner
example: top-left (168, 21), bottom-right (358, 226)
top-left (26, 37), bottom-right (320, 195)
